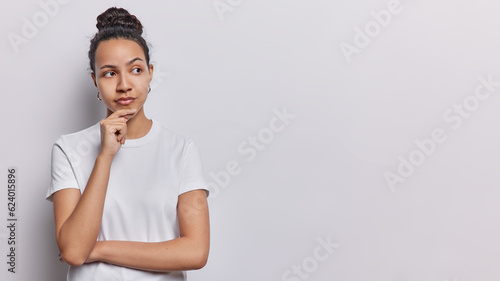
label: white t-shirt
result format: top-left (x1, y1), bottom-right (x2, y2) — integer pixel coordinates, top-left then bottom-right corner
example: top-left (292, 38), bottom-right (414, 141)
top-left (46, 119), bottom-right (209, 281)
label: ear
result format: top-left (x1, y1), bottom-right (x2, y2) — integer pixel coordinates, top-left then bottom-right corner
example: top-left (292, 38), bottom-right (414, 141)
top-left (91, 73), bottom-right (97, 88)
top-left (148, 64), bottom-right (154, 84)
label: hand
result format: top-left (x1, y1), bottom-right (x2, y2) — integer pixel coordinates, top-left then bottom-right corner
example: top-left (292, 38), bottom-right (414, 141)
top-left (99, 109), bottom-right (137, 157)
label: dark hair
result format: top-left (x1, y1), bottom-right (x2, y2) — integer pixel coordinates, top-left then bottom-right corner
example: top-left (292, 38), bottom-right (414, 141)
top-left (88, 7), bottom-right (150, 73)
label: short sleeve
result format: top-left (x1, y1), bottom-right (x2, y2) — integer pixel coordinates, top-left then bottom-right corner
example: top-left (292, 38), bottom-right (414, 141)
top-left (178, 139), bottom-right (209, 197)
top-left (46, 142), bottom-right (79, 202)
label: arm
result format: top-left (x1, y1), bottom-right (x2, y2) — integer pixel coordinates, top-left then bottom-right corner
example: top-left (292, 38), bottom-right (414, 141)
top-left (53, 109), bottom-right (136, 266)
top-left (86, 189), bottom-right (210, 271)
top-left (53, 154), bottom-right (113, 266)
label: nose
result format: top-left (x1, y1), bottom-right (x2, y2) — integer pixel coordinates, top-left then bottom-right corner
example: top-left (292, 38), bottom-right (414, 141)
top-left (116, 74), bottom-right (132, 93)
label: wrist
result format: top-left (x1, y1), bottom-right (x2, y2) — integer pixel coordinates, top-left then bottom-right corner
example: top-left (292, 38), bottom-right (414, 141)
top-left (97, 152), bottom-right (115, 163)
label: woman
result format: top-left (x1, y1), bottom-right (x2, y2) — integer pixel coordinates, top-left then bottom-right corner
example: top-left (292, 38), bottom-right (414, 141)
top-left (46, 7), bottom-right (210, 280)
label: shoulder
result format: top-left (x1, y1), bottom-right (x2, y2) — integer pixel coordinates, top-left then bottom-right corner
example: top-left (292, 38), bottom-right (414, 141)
top-left (53, 122), bottom-right (101, 152)
top-left (153, 119), bottom-right (196, 147)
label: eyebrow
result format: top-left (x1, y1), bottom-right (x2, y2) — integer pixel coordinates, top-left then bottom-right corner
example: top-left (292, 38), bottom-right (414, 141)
top-left (99, 57), bottom-right (144, 70)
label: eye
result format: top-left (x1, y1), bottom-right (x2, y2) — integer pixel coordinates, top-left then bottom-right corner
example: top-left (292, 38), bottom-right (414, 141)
top-left (132, 68), bottom-right (142, 74)
top-left (103, 71), bottom-right (115, 77)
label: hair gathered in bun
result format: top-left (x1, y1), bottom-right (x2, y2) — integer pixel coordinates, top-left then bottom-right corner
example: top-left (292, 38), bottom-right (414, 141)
top-left (88, 7), bottom-right (150, 73)
top-left (96, 7), bottom-right (143, 35)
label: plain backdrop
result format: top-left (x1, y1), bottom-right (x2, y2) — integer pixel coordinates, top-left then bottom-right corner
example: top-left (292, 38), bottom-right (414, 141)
top-left (2, 0), bottom-right (500, 280)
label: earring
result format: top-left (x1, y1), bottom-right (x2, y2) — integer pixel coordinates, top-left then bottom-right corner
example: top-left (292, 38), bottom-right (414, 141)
top-left (97, 91), bottom-right (102, 101)
top-left (148, 85), bottom-right (151, 94)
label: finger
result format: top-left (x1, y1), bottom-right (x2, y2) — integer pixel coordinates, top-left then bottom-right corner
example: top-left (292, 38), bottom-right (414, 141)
top-left (115, 127), bottom-right (127, 143)
top-left (116, 131), bottom-right (124, 143)
top-left (114, 108), bottom-right (137, 117)
top-left (109, 108), bottom-right (137, 120)
top-left (103, 125), bottom-right (122, 138)
top-left (102, 119), bottom-right (127, 129)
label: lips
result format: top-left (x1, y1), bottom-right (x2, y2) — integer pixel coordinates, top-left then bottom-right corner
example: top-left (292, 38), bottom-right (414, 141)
top-left (116, 97), bottom-right (136, 105)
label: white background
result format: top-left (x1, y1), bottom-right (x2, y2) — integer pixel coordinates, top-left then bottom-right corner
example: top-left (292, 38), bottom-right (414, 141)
top-left (2, 0), bottom-right (500, 280)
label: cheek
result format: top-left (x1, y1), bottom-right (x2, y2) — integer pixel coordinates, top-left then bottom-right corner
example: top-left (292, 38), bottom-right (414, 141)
top-left (133, 79), bottom-right (150, 95)
top-left (134, 75), bottom-right (149, 87)
top-left (97, 79), bottom-right (113, 91)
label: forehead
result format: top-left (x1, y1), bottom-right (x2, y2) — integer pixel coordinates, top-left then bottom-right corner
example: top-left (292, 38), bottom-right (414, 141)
top-left (94, 38), bottom-right (146, 67)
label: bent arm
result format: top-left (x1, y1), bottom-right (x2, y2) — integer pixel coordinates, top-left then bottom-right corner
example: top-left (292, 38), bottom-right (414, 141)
top-left (87, 189), bottom-right (210, 271)
top-left (54, 153), bottom-right (113, 266)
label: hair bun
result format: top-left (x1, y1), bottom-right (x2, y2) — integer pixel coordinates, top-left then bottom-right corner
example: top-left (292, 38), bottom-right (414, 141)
top-left (96, 7), bottom-right (143, 35)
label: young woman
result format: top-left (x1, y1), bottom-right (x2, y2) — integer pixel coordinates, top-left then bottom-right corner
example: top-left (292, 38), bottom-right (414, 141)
top-left (46, 7), bottom-right (210, 280)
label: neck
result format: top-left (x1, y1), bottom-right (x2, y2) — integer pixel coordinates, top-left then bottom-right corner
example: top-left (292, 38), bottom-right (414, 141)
top-left (107, 107), bottom-right (152, 139)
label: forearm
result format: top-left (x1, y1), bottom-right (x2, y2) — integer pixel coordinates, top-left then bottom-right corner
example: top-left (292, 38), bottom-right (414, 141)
top-left (57, 153), bottom-right (113, 264)
top-left (91, 237), bottom-right (209, 272)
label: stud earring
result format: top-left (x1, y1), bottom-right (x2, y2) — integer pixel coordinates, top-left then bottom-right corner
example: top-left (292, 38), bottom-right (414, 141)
top-left (97, 91), bottom-right (102, 101)
top-left (148, 85), bottom-right (151, 94)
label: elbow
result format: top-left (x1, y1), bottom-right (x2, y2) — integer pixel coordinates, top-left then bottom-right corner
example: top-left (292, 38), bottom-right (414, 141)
top-left (59, 250), bottom-right (87, 267)
top-left (191, 249), bottom-right (209, 270)
top-left (193, 257), bottom-right (207, 270)
top-left (56, 236), bottom-right (93, 267)
top-left (66, 259), bottom-right (86, 267)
